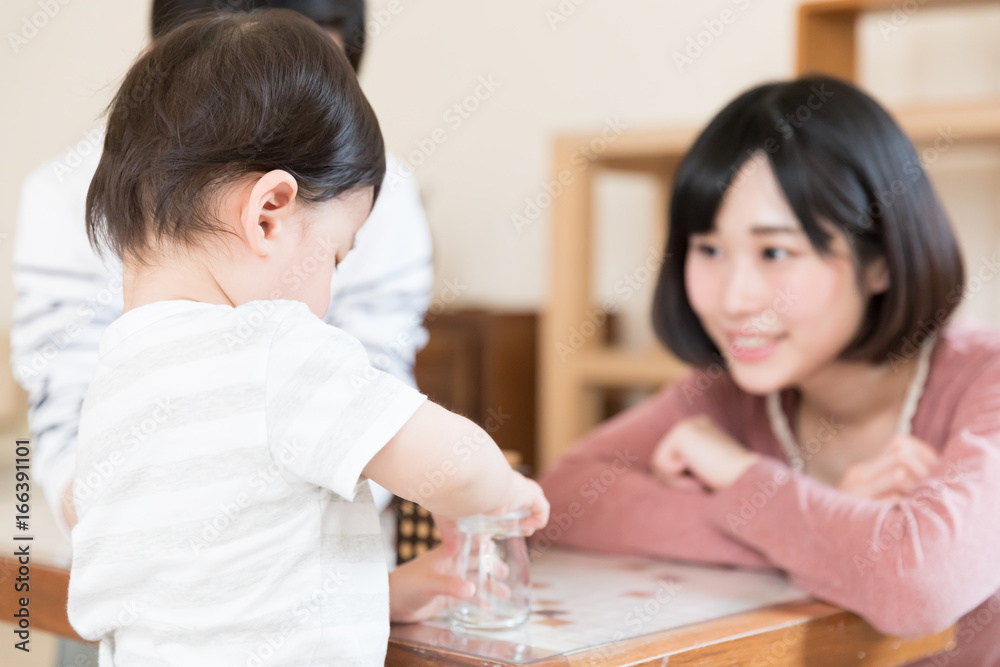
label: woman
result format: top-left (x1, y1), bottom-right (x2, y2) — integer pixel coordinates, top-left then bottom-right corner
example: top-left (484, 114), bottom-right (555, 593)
top-left (537, 75), bottom-right (1000, 666)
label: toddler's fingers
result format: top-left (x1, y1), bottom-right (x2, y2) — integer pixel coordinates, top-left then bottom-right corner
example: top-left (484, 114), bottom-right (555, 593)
top-left (469, 578), bottom-right (513, 607)
top-left (434, 572), bottom-right (475, 600)
top-left (526, 494), bottom-right (550, 532)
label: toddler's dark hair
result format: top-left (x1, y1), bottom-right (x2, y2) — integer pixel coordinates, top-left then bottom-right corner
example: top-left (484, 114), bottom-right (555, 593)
top-left (86, 8), bottom-right (385, 266)
top-left (151, 1), bottom-right (367, 72)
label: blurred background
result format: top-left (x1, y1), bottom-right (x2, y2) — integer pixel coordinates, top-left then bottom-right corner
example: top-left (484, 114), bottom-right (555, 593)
top-left (1, 1), bottom-right (1000, 659)
top-left (3, 0), bottom-right (1000, 475)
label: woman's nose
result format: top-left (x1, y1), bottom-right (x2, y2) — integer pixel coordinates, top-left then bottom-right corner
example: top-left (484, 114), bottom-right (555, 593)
top-left (721, 260), bottom-right (772, 319)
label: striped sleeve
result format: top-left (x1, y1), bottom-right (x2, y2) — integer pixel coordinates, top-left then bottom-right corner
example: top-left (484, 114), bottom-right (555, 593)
top-left (325, 153), bottom-right (434, 387)
top-left (9, 156), bottom-right (123, 537)
top-left (265, 303), bottom-right (426, 501)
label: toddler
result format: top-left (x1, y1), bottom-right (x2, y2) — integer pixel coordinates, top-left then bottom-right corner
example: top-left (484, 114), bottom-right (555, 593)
top-left (66, 9), bottom-right (549, 666)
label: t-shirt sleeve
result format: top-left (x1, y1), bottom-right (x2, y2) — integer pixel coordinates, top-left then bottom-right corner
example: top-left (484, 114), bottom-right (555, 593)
top-left (264, 302), bottom-right (427, 500)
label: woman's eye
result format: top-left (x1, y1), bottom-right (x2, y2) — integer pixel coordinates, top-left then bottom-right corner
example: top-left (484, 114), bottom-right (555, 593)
top-left (694, 244), bottom-right (718, 257)
top-left (763, 247), bottom-right (790, 260)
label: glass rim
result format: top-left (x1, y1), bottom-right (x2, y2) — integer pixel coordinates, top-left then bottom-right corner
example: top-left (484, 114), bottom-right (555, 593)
top-left (456, 507), bottom-right (530, 533)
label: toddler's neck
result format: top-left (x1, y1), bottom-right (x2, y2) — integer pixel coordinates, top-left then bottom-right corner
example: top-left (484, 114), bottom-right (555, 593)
top-left (122, 258), bottom-right (234, 315)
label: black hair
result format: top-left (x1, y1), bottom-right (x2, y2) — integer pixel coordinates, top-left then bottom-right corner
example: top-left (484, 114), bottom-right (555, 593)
top-left (150, 0), bottom-right (367, 71)
top-left (87, 9), bottom-right (385, 266)
top-left (653, 75), bottom-right (965, 367)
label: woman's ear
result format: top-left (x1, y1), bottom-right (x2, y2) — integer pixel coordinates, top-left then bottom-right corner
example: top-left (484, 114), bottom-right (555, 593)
top-left (864, 255), bottom-right (890, 295)
top-left (242, 170), bottom-right (299, 258)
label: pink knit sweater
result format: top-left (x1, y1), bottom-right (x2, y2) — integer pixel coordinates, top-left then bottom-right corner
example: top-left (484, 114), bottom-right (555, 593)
top-left (538, 320), bottom-right (1000, 666)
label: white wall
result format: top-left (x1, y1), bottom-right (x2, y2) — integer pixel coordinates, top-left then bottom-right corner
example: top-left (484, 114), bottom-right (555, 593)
top-left (1, 0), bottom-right (998, 345)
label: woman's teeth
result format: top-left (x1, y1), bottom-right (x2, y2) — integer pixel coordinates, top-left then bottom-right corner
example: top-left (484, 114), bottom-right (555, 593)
top-left (733, 336), bottom-right (774, 348)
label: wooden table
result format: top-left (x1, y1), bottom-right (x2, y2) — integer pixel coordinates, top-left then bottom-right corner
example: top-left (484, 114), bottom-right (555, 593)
top-left (388, 548), bottom-right (954, 667)
top-left (0, 549), bottom-right (954, 665)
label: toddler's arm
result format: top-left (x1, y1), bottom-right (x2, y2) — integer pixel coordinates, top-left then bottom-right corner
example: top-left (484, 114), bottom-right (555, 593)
top-left (363, 401), bottom-right (548, 528)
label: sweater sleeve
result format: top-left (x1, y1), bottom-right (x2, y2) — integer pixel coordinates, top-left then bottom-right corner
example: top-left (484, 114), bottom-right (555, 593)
top-left (537, 371), bottom-right (772, 569)
top-left (706, 359), bottom-right (1000, 638)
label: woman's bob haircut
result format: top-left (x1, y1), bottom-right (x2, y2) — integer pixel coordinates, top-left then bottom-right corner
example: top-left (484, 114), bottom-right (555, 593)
top-left (652, 75), bottom-right (965, 368)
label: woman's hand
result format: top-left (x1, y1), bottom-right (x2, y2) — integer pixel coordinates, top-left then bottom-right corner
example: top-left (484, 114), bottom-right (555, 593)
top-left (837, 434), bottom-right (939, 501)
top-left (650, 415), bottom-right (760, 492)
top-left (388, 544), bottom-right (474, 624)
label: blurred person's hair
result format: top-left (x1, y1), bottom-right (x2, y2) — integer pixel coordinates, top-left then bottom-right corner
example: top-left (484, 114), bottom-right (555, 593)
top-left (87, 9), bottom-right (385, 266)
top-left (151, 0), bottom-right (367, 71)
top-left (653, 74), bottom-right (965, 367)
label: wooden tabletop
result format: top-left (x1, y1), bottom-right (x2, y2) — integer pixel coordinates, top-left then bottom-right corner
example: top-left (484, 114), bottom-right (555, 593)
top-left (0, 548), bottom-right (954, 665)
top-left (388, 548), bottom-right (954, 667)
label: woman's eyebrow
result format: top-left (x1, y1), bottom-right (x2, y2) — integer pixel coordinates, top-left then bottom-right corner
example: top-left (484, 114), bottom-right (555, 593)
top-left (750, 224), bottom-right (801, 235)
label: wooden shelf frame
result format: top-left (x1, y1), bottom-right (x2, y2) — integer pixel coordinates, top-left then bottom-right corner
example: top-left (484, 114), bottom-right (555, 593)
top-left (539, 0), bottom-right (1000, 470)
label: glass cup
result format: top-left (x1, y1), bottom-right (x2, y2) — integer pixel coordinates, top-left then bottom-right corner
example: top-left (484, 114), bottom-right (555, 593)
top-left (446, 508), bottom-right (532, 630)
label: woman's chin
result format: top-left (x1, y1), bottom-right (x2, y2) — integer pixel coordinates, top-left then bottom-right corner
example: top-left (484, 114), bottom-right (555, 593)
top-left (727, 362), bottom-right (794, 396)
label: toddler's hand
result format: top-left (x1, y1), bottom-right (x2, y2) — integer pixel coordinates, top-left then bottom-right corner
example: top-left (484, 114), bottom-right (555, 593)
top-left (493, 472), bottom-right (550, 536)
top-left (432, 472), bottom-right (550, 552)
top-left (388, 545), bottom-right (474, 624)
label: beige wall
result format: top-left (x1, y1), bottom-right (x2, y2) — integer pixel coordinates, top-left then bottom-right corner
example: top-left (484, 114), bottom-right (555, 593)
top-left (1, 0), bottom-right (998, 348)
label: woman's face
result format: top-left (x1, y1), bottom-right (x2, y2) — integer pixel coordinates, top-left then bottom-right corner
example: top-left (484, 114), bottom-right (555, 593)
top-left (684, 153), bottom-right (888, 395)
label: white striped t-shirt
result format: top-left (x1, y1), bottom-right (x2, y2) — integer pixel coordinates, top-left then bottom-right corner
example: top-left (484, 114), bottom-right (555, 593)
top-left (66, 299), bottom-right (426, 666)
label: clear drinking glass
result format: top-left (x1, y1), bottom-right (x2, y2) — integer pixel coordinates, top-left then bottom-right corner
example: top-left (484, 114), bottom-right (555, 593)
top-left (447, 508), bottom-right (532, 630)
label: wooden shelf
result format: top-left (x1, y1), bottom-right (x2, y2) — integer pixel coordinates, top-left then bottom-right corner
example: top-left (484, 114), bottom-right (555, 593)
top-left (894, 101), bottom-right (1000, 144)
top-left (550, 99), bottom-right (1000, 188)
top-left (573, 348), bottom-right (689, 389)
top-left (797, 0), bottom-right (999, 79)
top-left (557, 127), bottom-right (696, 173)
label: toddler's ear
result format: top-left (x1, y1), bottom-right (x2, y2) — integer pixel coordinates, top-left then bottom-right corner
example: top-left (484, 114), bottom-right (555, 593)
top-left (243, 170), bottom-right (299, 257)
